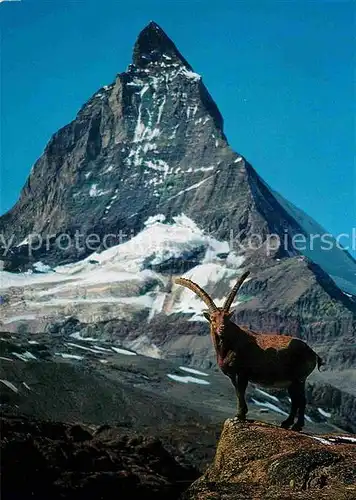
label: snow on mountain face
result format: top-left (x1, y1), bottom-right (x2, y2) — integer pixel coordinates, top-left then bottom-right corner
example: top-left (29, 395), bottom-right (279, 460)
top-left (0, 21), bottom-right (230, 259)
top-left (0, 215), bottom-right (245, 329)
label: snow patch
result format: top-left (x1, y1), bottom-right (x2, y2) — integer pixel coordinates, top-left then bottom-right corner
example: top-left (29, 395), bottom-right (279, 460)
top-left (226, 253), bottom-right (246, 269)
top-left (166, 175), bottom-right (214, 202)
top-left (255, 388), bottom-right (280, 403)
top-left (69, 332), bottom-right (99, 342)
top-left (0, 380), bottom-right (18, 393)
top-left (89, 184), bottom-right (111, 197)
top-left (251, 398), bottom-right (288, 416)
top-left (179, 366), bottom-right (209, 377)
top-left (182, 69), bottom-right (201, 81)
top-left (144, 214), bottom-right (166, 227)
top-left (111, 346), bottom-right (137, 356)
top-left (309, 436), bottom-right (332, 446)
top-left (167, 374), bottom-right (210, 385)
top-left (12, 351), bottom-right (37, 362)
top-left (55, 352), bottom-right (84, 360)
top-left (318, 407), bottom-right (331, 418)
top-left (330, 436), bottom-right (356, 444)
top-left (33, 262), bottom-right (52, 273)
top-left (66, 343), bottom-right (108, 354)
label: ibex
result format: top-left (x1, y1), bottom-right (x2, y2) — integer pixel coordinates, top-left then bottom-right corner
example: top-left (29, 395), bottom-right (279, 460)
top-left (175, 271), bottom-right (323, 431)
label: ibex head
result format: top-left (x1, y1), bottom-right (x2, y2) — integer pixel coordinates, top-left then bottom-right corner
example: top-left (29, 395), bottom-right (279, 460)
top-left (175, 271), bottom-right (250, 336)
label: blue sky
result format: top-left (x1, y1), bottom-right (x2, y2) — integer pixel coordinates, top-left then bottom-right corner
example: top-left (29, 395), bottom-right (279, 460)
top-left (0, 0), bottom-right (355, 254)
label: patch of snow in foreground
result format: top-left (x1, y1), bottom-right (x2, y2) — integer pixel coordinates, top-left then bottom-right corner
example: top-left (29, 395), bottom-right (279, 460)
top-left (329, 436), bottom-right (356, 444)
top-left (167, 374), bottom-right (210, 385)
top-left (69, 332), bottom-right (99, 342)
top-left (55, 353), bottom-right (84, 360)
top-left (251, 398), bottom-right (288, 416)
top-left (111, 346), bottom-right (137, 356)
top-left (318, 408), bottom-right (331, 418)
top-left (90, 345), bottom-right (112, 352)
top-left (28, 340), bottom-right (39, 345)
top-left (12, 351), bottom-right (37, 362)
top-left (179, 366), bottom-right (209, 377)
top-left (0, 356), bottom-right (13, 362)
top-left (255, 388), bottom-right (280, 403)
top-left (309, 436), bottom-right (332, 446)
top-left (0, 380), bottom-right (18, 393)
top-left (66, 343), bottom-right (106, 354)
top-left (22, 382), bottom-right (31, 390)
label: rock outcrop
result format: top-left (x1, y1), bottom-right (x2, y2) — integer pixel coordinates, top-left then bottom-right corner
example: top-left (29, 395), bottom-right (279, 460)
top-left (185, 419), bottom-right (356, 500)
top-left (1, 414), bottom-right (198, 500)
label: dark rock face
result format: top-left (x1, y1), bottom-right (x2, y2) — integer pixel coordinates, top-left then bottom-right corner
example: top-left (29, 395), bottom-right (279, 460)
top-left (0, 414), bottom-right (198, 500)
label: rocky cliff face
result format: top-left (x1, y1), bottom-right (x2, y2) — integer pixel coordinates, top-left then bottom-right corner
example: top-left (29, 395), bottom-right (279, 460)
top-left (0, 22), bottom-right (355, 430)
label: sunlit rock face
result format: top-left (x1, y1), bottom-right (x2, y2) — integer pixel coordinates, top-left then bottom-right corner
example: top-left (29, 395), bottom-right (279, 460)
top-left (185, 418), bottom-right (356, 500)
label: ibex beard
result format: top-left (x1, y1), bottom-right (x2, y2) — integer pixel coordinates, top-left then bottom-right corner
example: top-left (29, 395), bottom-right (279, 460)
top-left (175, 271), bottom-right (323, 432)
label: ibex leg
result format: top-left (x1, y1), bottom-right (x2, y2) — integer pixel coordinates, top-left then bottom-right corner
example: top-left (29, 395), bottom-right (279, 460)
top-left (291, 381), bottom-right (306, 431)
top-left (281, 382), bottom-right (299, 429)
top-left (232, 375), bottom-right (248, 420)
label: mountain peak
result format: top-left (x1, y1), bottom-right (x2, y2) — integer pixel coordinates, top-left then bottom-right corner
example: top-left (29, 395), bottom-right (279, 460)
top-left (132, 21), bottom-right (192, 69)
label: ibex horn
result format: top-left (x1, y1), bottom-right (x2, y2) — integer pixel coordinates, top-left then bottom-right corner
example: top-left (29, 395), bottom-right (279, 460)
top-left (174, 278), bottom-right (218, 312)
top-left (223, 271), bottom-right (250, 312)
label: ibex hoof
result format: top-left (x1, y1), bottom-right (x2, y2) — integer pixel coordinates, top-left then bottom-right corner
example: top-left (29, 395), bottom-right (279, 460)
top-left (281, 419), bottom-right (293, 429)
top-left (291, 423), bottom-right (303, 432)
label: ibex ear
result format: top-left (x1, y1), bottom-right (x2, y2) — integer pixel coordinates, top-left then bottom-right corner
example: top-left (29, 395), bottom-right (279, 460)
top-left (202, 311), bottom-right (211, 322)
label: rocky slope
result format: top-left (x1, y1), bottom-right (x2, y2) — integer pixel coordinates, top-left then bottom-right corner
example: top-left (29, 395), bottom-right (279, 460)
top-left (0, 22), bottom-right (355, 432)
top-left (1, 331), bottom-right (343, 434)
top-left (185, 419), bottom-right (356, 500)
